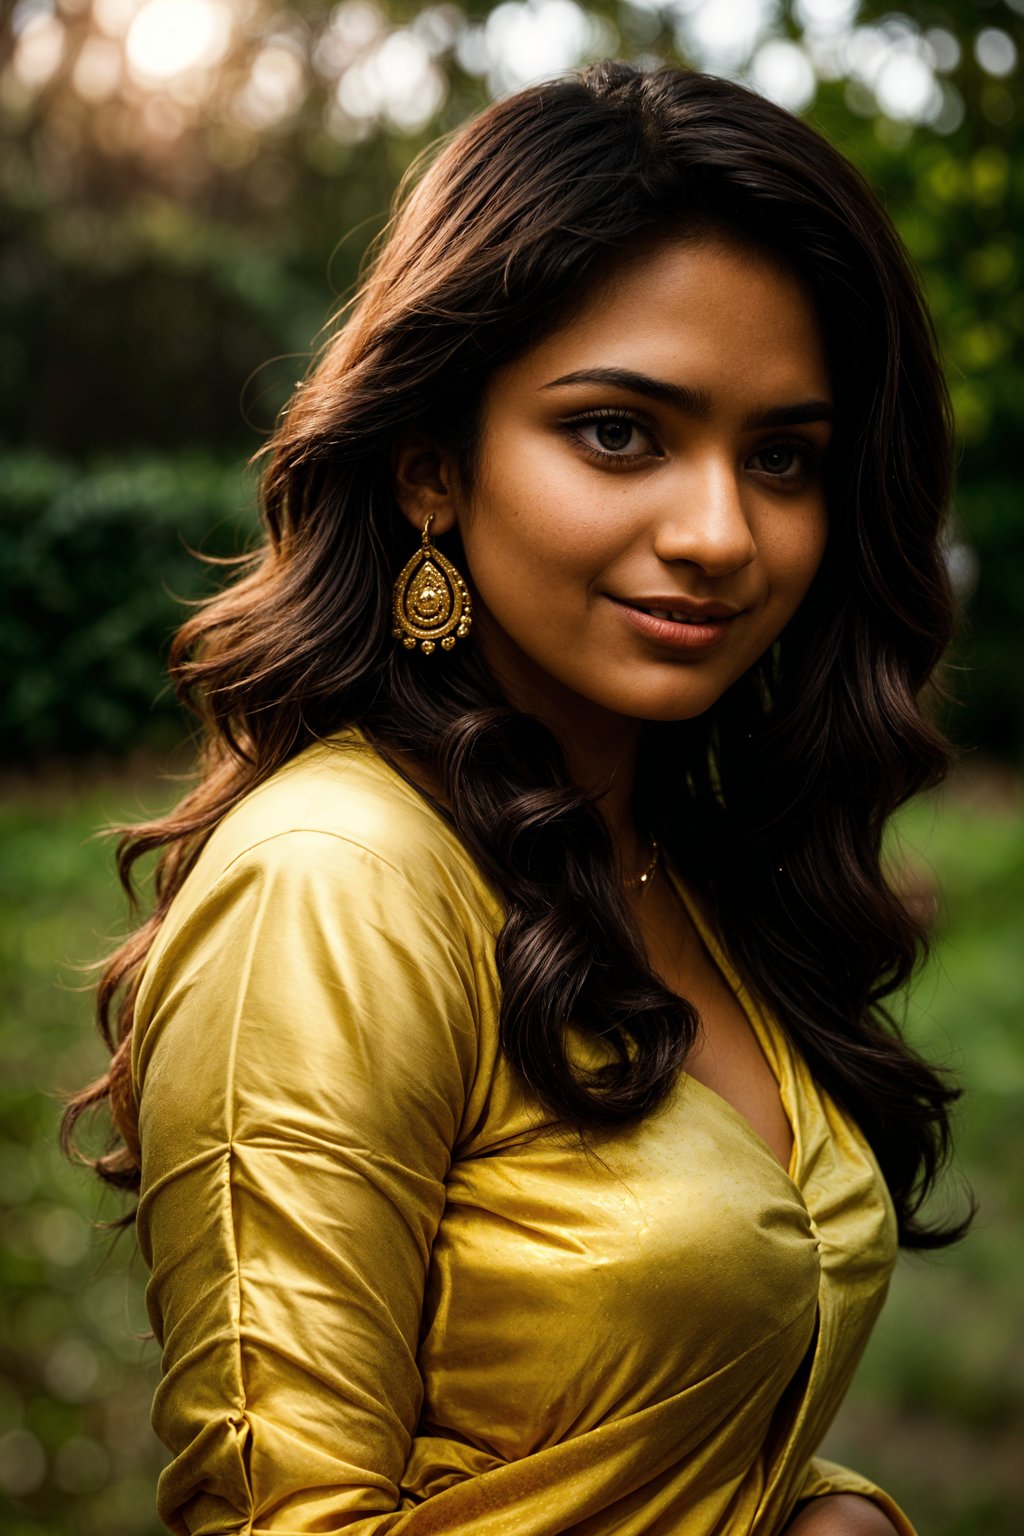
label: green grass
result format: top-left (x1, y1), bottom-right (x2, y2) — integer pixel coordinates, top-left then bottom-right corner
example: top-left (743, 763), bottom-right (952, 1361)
top-left (0, 765), bottom-right (169, 1535)
top-left (823, 781), bottom-right (1024, 1532)
top-left (0, 764), bottom-right (1021, 1533)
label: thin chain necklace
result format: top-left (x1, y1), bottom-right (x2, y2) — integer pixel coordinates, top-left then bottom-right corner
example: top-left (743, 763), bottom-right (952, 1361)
top-left (624, 838), bottom-right (660, 891)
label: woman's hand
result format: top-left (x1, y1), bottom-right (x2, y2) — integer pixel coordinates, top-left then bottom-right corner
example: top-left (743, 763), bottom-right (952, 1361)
top-left (784, 1494), bottom-right (901, 1535)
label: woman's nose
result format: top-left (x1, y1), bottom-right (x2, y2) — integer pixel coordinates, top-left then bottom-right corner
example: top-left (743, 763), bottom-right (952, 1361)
top-left (652, 455), bottom-right (757, 576)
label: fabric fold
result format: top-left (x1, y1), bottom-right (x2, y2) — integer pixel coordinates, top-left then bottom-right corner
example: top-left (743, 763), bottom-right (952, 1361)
top-left (133, 730), bottom-right (911, 1535)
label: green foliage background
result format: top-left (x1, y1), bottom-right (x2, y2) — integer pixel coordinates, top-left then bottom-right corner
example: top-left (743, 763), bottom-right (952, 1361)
top-left (2, 0), bottom-right (1022, 761)
top-left (1, 0), bottom-right (1022, 1530)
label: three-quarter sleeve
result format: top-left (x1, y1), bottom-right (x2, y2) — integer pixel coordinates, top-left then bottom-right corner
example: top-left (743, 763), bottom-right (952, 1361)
top-left (132, 829), bottom-right (483, 1535)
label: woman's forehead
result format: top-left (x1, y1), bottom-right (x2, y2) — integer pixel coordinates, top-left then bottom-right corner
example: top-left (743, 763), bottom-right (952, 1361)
top-left (491, 238), bottom-right (833, 413)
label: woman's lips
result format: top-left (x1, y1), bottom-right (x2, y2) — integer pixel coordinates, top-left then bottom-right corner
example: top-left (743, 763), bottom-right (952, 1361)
top-left (610, 598), bottom-right (741, 651)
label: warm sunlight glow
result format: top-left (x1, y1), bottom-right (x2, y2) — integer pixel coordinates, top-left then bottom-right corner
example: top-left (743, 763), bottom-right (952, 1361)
top-left (124, 0), bottom-right (232, 83)
top-left (93, 0), bottom-right (147, 37)
top-left (72, 35), bottom-right (123, 103)
top-left (12, 13), bottom-right (67, 90)
top-left (482, 0), bottom-right (592, 92)
top-left (235, 42), bottom-right (306, 129)
top-left (336, 27), bottom-right (445, 130)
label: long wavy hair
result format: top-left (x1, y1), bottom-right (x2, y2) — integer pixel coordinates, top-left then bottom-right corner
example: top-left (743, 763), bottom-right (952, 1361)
top-left (64, 61), bottom-right (968, 1248)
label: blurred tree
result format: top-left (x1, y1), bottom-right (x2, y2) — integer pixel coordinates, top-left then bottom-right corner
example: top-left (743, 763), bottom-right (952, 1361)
top-left (811, 0), bottom-right (1023, 757)
top-left (1, 10), bottom-right (1022, 1533)
top-left (0, 0), bottom-right (1020, 753)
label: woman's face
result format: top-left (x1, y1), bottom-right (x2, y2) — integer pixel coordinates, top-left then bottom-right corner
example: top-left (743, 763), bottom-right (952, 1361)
top-left (401, 237), bottom-right (832, 739)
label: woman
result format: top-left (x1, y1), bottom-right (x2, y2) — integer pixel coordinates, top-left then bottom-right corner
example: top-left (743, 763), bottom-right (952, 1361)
top-left (65, 61), bottom-right (968, 1535)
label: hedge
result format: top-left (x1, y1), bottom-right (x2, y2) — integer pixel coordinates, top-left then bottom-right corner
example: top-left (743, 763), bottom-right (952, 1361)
top-left (2, 450), bottom-right (259, 761)
top-left (0, 447), bottom-right (1015, 764)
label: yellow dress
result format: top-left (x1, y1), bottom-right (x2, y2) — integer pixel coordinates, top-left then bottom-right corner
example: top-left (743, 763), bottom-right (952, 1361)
top-left (132, 729), bottom-right (915, 1536)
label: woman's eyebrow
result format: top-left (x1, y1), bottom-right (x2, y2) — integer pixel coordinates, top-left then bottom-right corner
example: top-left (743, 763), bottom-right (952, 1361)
top-left (542, 367), bottom-right (712, 416)
top-left (746, 400), bottom-right (834, 429)
top-left (541, 367), bottom-right (833, 429)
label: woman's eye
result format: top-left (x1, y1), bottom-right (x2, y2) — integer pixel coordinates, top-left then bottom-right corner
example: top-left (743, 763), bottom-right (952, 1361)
top-left (573, 415), bottom-right (655, 458)
top-left (592, 419), bottom-right (637, 452)
top-left (757, 445), bottom-right (798, 475)
top-left (750, 441), bottom-right (820, 481)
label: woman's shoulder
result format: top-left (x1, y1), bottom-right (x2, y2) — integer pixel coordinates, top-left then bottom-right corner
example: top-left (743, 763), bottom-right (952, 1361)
top-left (132, 727), bottom-right (504, 1129)
top-left (140, 728), bottom-right (502, 999)
top-left (198, 726), bottom-right (494, 908)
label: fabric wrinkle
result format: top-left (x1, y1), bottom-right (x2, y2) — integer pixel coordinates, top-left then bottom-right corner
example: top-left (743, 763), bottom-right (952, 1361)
top-left (132, 729), bottom-right (912, 1536)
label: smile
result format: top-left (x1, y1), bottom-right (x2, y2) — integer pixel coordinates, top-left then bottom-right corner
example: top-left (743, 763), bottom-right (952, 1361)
top-left (611, 598), bottom-right (741, 652)
top-left (641, 608), bottom-right (714, 624)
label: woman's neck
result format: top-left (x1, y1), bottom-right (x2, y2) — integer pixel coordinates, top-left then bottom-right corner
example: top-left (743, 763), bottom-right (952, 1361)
top-left (473, 616), bottom-right (649, 872)
top-left (558, 721), bottom-right (647, 878)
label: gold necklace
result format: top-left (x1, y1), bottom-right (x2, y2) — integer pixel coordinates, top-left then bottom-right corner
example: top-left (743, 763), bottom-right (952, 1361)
top-left (624, 838), bottom-right (660, 891)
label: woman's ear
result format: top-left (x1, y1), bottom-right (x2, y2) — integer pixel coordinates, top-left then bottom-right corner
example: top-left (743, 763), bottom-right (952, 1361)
top-left (392, 432), bottom-right (461, 536)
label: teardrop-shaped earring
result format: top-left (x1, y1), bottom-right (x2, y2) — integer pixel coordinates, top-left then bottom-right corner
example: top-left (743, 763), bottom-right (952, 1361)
top-left (391, 515), bottom-right (473, 656)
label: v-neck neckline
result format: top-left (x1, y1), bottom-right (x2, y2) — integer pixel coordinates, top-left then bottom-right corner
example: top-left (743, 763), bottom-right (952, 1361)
top-left (335, 727), bottom-right (804, 1186)
top-left (661, 860), bottom-right (802, 1187)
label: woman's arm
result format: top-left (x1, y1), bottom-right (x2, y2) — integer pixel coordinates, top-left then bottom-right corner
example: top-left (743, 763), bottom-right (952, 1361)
top-left (785, 1494), bottom-right (903, 1535)
top-left (133, 828), bottom-right (484, 1534)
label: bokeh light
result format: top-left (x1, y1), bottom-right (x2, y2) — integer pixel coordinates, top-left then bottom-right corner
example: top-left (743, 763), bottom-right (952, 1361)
top-left (793, 0), bottom-right (858, 36)
top-left (71, 34), bottom-right (122, 102)
top-left (11, 10), bottom-right (67, 89)
top-left (2, 0), bottom-right (989, 142)
top-left (236, 41), bottom-right (307, 130)
top-left (875, 46), bottom-right (938, 121)
top-left (337, 27), bottom-right (446, 129)
top-left (93, 0), bottom-right (147, 36)
top-left (483, 0), bottom-right (594, 93)
top-left (750, 38), bottom-right (816, 111)
top-left (124, 0), bottom-right (233, 84)
top-left (0, 1429), bottom-right (47, 1497)
top-left (682, 0), bottom-right (775, 69)
top-left (975, 28), bottom-right (1018, 79)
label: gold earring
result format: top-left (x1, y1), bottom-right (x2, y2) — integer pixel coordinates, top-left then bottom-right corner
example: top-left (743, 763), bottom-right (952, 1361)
top-left (392, 514), bottom-right (472, 655)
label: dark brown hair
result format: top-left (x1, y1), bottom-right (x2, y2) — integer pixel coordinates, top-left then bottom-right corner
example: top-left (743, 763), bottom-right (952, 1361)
top-left (65, 62), bottom-right (968, 1247)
